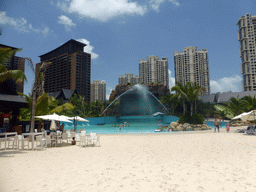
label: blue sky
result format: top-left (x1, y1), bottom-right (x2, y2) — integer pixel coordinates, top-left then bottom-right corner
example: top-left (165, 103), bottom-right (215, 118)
top-left (1, 0), bottom-right (256, 99)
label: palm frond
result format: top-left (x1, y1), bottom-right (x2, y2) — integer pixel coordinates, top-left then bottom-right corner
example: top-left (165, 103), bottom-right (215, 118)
top-left (0, 48), bottom-right (22, 66)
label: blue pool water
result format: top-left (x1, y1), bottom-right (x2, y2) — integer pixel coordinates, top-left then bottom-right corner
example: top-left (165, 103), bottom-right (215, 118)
top-left (63, 116), bottom-right (227, 134)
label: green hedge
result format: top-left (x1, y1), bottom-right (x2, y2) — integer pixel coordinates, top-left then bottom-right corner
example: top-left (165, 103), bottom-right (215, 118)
top-left (178, 113), bottom-right (205, 124)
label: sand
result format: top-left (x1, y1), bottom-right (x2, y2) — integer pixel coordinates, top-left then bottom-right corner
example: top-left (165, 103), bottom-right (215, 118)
top-left (1, 126), bottom-right (256, 192)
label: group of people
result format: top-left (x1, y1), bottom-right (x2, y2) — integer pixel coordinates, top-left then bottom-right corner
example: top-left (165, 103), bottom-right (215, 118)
top-left (38, 120), bottom-right (65, 132)
top-left (214, 118), bottom-right (230, 133)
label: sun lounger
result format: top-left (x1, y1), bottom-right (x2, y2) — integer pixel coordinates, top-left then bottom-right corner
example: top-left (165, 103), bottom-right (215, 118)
top-left (235, 129), bottom-right (246, 133)
top-left (245, 130), bottom-right (256, 135)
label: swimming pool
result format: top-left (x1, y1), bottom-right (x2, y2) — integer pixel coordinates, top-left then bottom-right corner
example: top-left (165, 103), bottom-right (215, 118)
top-left (64, 120), bottom-right (227, 134)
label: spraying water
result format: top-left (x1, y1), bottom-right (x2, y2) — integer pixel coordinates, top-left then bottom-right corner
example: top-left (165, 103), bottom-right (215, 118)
top-left (101, 84), bottom-right (169, 116)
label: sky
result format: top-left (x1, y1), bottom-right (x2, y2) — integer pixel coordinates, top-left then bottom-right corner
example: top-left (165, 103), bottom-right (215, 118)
top-left (1, 0), bottom-right (256, 100)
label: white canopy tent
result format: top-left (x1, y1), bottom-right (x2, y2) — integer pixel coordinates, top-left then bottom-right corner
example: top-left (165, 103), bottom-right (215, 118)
top-left (35, 113), bottom-right (72, 122)
top-left (240, 110), bottom-right (256, 122)
top-left (66, 116), bottom-right (89, 131)
top-left (66, 116), bottom-right (89, 122)
top-left (231, 112), bottom-right (251, 120)
top-left (35, 113), bottom-right (72, 131)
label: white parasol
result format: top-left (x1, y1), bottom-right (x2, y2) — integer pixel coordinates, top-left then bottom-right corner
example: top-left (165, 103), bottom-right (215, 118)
top-left (240, 110), bottom-right (256, 122)
top-left (35, 113), bottom-right (72, 122)
top-left (67, 116), bottom-right (89, 122)
top-left (50, 120), bottom-right (57, 131)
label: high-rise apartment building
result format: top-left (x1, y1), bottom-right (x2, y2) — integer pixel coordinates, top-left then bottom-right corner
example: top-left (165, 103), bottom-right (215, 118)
top-left (90, 80), bottom-right (106, 102)
top-left (38, 39), bottom-right (91, 102)
top-left (118, 74), bottom-right (139, 85)
top-left (174, 47), bottom-right (210, 95)
top-left (237, 13), bottom-right (256, 91)
top-left (0, 44), bottom-right (25, 93)
top-left (139, 56), bottom-right (169, 88)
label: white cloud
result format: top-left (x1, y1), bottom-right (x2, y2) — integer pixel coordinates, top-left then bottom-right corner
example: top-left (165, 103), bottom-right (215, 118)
top-left (57, 15), bottom-right (76, 31)
top-left (106, 89), bottom-right (112, 101)
top-left (76, 38), bottom-right (99, 59)
top-left (210, 75), bottom-right (242, 93)
top-left (118, 21), bottom-right (126, 24)
top-left (0, 12), bottom-right (51, 35)
top-left (57, 0), bottom-right (147, 22)
top-left (169, 0), bottom-right (180, 6)
top-left (168, 69), bottom-right (175, 90)
top-left (56, 0), bottom-right (180, 21)
top-left (105, 85), bottom-right (115, 100)
top-left (150, 0), bottom-right (180, 11)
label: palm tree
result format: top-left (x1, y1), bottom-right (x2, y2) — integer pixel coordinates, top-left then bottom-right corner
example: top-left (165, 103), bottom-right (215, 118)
top-left (70, 93), bottom-right (87, 117)
top-left (171, 82), bottom-right (189, 115)
top-left (101, 100), bottom-right (110, 115)
top-left (24, 58), bottom-right (50, 132)
top-left (0, 48), bottom-right (27, 84)
top-left (160, 94), bottom-right (172, 113)
top-left (218, 110), bottom-right (228, 124)
top-left (187, 82), bottom-right (206, 115)
top-left (243, 95), bottom-right (256, 111)
top-left (19, 92), bottom-right (60, 117)
top-left (227, 97), bottom-right (246, 116)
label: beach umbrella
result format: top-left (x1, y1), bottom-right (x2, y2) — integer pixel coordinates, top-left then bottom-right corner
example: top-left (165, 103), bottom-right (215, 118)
top-left (66, 116), bottom-right (89, 131)
top-left (231, 112), bottom-right (251, 120)
top-left (67, 116), bottom-right (89, 122)
top-left (35, 113), bottom-right (72, 122)
top-left (50, 120), bottom-right (57, 131)
top-left (240, 110), bottom-right (256, 122)
top-left (35, 113), bottom-right (72, 130)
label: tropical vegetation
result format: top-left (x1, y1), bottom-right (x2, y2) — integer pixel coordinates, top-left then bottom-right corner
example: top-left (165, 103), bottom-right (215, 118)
top-left (0, 48), bottom-right (27, 84)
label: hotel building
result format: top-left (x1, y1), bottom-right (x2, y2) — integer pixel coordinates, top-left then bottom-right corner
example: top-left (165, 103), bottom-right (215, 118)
top-left (174, 46), bottom-right (210, 95)
top-left (139, 56), bottom-right (169, 88)
top-left (118, 74), bottom-right (139, 85)
top-left (0, 44), bottom-right (25, 93)
top-left (237, 13), bottom-right (256, 91)
top-left (38, 39), bottom-right (91, 102)
top-left (90, 80), bottom-right (106, 102)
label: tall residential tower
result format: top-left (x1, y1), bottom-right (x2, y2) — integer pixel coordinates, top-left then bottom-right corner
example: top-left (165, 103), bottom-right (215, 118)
top-left (237, 13), bottom-right (256, 91)
top-left (38, 39), bottom-right (91, 102)
top-left (90, 80), bottom-right (106, 102)
top-left (174, 47), bottom-right (210, 95)
top-left (118, 74), bottom-right (139, 85)
top-left (139, 56), bottom-right (169, 88)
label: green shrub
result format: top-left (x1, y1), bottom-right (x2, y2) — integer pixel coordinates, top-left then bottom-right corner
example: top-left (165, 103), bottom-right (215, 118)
top-left (178, 113), bottom-right (205, 124)
top-left (191, 113), bottom-right (205, 124)
top-left (178, 113), bottom-right (191, 124)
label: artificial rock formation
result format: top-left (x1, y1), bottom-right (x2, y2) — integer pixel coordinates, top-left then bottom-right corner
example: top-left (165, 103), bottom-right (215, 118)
top-left (170, 121), bottom-right (212, 131)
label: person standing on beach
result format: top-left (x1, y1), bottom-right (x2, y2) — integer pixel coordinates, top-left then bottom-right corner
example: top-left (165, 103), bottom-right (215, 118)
top-left (214, 118), bottom-right (219, 133)
top-left (226, 122), bottom-right (230, 133)
top-left (217, 118), bottom-right (220, 132)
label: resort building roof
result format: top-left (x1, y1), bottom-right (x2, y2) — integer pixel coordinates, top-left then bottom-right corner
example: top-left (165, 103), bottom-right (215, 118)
top-left (200, 91), bottom-right (256, 103)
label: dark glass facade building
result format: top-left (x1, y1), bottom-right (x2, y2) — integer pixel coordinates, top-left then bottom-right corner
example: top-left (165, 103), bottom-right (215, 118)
top-left (38, 39), bottom-right (91, 102)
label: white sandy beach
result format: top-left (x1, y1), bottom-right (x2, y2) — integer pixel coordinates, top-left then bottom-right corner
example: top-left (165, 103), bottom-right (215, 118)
top-left (1, 126), bottom-right (256, 192)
